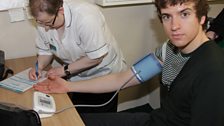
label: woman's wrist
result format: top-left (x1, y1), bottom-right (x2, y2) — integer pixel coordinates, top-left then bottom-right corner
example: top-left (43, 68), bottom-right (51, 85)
top-left (63, 64), bottom-right (71, 78)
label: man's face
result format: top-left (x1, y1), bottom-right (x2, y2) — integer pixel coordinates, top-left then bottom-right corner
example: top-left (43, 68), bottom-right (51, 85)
top-left (160, 2), bottom-right (206, 53)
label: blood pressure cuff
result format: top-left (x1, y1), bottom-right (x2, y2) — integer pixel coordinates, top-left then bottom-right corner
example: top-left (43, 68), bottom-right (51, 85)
top-left (131, 53), bottom-right (162, 83)
top-left (0, 102), bottom-right (41, 126)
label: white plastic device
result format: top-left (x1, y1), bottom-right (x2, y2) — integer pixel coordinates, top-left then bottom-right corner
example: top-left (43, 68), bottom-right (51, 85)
top-left (33, 91), bottom-right (56, 118)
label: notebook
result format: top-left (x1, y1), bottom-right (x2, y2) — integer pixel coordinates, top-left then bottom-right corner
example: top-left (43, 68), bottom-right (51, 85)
top-left (0, 68), bottom-right (46, 93)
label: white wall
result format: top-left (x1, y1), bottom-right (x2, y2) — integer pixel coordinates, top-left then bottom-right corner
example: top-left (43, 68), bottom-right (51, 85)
top-left (0, 1), bottom-right (223, 111)
top-left (0, 12), bottom-right (37, 59)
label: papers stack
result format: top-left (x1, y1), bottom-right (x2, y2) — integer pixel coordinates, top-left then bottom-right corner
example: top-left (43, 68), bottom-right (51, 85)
top-left (0, 68), bottom-right (46, 93)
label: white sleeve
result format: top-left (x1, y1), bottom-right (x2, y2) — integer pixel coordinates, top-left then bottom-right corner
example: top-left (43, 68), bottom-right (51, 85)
top-left (154, 40), bottom-right (169, 62)
top-left (77, 14), bottom-right (108, 59)
top-left (161, 41), bottom-right (168, 61)
top-left (35, 27), bottom-right (52, 56)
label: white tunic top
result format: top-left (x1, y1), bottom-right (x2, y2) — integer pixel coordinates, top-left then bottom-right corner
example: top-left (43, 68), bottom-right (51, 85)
top-left (35, 0), bottom-right (126, 81)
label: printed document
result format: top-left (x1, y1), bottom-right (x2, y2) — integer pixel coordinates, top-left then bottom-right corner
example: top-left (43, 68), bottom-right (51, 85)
top-left (0, 68), bottom-right (46, 93)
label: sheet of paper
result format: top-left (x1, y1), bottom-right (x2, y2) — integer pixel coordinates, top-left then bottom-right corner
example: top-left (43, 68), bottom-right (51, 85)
top-left (8, 7), bottom-right (25, 22)
top-left (0, 68), bottom-right (46, 93)
top-left (0, 0), bottom-right (25, 11)
top-left (24, 6), bottom-right (33, 19)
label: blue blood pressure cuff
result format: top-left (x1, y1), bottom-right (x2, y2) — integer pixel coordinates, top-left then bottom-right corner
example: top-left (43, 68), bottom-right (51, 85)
top-left (131, 53), bottom-right (162, 83)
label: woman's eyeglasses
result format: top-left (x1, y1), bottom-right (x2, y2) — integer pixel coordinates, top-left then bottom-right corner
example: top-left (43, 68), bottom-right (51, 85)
top-left (36, 8), bottom-right (59, 27)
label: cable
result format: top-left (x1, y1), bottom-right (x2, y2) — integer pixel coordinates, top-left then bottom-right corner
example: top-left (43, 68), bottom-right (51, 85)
top-left (38, 71), bottom-right (140, 115)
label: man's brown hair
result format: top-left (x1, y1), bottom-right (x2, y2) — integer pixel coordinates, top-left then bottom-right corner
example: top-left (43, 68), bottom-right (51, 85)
top-left (154, 0), bottom-right (209, 29)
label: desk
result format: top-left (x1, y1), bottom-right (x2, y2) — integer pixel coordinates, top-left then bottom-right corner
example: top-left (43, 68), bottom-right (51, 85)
top-left (0, 56), bottom-right (85, 126)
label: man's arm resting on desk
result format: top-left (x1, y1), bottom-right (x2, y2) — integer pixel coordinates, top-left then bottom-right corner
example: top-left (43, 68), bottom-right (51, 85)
top-left (33, 69), bottom-right (140, 94)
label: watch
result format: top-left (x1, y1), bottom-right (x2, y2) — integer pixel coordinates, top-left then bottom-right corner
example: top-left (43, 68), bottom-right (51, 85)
top-left (64, 64), bottom-right (71, 77)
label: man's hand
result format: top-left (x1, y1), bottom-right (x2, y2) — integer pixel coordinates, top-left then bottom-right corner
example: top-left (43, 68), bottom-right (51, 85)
top-left (33, 75), bottom-right (70, 93)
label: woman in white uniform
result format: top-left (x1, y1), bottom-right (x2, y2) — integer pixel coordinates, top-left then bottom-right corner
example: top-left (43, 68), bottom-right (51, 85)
top-left (28, 0), bottom-right (126, 113)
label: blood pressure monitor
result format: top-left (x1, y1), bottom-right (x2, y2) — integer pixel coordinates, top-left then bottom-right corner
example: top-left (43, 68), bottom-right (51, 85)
top-left (33, 91), bottom-right (56, 118)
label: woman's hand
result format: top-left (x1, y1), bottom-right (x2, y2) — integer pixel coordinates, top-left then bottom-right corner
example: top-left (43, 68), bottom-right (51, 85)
top-left (29, 67), bottom-right (42, 80)
top-left (47, 66), bottom-right (65, 77)
top-left (206, 31), bottom-right (218, 40)
top-left (33, 75), bottom-right (70, 94)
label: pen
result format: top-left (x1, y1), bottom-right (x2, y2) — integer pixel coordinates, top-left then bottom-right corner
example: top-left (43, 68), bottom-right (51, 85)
top-left (35, 61), bottom-right (39, 81)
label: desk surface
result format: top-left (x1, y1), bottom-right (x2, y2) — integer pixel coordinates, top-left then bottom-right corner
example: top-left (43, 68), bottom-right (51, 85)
top-left (0, 56), bottom-right (85, 126)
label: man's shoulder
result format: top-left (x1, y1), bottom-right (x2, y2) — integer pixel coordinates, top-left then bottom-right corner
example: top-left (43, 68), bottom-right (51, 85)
top-left (190, 41), bottom-right (224, 70)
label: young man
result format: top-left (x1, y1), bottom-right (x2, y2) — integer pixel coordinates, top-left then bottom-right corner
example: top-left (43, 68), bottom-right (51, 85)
top-left (33, 0), bottom-right (224, 125)
top-left (28, 0), bottom-right (127, 113)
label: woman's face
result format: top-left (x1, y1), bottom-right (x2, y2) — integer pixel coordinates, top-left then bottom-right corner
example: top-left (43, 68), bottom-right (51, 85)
top-left (35, 8), bottom-right (64, 31)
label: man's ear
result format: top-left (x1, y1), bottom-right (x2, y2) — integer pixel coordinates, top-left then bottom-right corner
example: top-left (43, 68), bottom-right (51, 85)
top-left (200, 15), bottom-right (206, 25)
